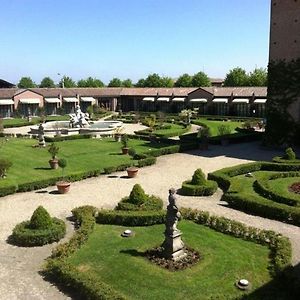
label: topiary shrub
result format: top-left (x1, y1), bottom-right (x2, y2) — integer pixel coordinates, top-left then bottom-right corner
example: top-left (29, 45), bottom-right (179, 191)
top-left (285, 147), bottom-right (296, 160)
top-left (29, 206), bottom-right (53, 229)
top-left (115, 184), bottom-right (163, 211)
top-left (191, 168), bottom-right (206, 185)
top-left (128, 184), bottom-right (147, 206)
top-left (10, 206), bottom-right (66, 246)
top-left (181, 168), bottom-right (217, 196)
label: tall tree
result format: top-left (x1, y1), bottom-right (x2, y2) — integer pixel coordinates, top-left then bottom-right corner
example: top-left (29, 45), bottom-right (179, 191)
top-left (108, 77), bottom-right (122, 87)
top-left (174, 73), bottom-right (192, 87)
top-left (122, 79), bottom-right (133, 87)
top-left (39, 77), bottom-right (55, 88)
top-left (224, 67), bottom-right (249, 86)
top-left (18, 77), bottom-right (36, 88)
top-left (59, 76), bottom-right (76, 88)
top-left (144, 73), bottom-right (162, 87)
top-left (248, 68), bottom-right (268, 86)
top-left (77, 77), bottom-right (104, 87)
top-left (135, 78), bottom-right (146, 87)
top-left (191, 72), bottom-right (211, 87)
top-left (160, 76), bottom-right (174, 87)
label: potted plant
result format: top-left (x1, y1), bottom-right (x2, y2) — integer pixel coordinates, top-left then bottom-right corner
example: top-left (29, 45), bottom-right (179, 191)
top-left (56, 158), bottom-right (70, 194)
top-left (121, 134), bottom-right (129, 154)
top-left (126, 166), bottom-right (139, 178)
top-left (48, 143), bottom-right (59, 169)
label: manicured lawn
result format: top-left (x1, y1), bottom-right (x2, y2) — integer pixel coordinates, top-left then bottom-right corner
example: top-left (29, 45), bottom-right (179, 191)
top-left (0, 137), bottom-right (170, 189)
top-left (3, 116), bottom-right (70, 127)
top-left (137, 122), bottom-right (189, 137)
top-left (193, 118), bottom-right (243, 136)
top-left (263, 176), bottom-right (300, 204)
top-left (67, 221), bottom-right (272, 300)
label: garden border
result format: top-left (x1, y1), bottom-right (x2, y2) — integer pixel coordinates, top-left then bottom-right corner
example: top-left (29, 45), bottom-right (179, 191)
top-left (45, 205), bottom-right (292, 299)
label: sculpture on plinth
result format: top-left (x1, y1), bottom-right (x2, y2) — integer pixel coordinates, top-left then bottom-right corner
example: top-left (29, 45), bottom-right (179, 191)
top-left (69, 105), bottom-right (90, 128)
top-left (38, 123), bottom-right (46, 148)
top-left (162, 188), bottom-right (187, 261)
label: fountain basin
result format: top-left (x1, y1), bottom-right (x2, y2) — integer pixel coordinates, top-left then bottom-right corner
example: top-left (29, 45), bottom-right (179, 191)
top-left (30, 120), bottom-right (123, 136)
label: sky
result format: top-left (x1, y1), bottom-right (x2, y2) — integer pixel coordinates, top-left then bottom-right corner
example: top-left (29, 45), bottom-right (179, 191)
top-left (0, 0), bottom-right (271, 85)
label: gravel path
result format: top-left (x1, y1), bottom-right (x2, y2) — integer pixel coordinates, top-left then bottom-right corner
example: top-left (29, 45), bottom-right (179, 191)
top-left (1, 141), bottom-right (300, 299)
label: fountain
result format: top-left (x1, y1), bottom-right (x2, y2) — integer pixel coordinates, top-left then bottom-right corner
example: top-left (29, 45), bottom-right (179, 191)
top-left (30, 105), bottom-right (123, 136)
top-left (69, 105), bottom-right (90, 128)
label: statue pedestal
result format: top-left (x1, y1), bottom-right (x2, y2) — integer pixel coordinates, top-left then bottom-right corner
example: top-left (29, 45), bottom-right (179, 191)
top-left (162, 230), bottom-right (187, 261)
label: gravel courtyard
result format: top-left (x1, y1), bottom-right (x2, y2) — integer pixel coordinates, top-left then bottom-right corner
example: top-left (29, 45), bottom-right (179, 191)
top-left (0, 141), bottom-right (299, 299)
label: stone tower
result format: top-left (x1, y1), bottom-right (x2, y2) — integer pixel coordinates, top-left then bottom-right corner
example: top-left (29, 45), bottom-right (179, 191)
top-left (266, 0), bottom-right (300, 144)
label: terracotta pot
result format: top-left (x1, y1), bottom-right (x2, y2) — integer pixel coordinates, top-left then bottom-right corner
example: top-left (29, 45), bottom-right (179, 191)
top-left (56, 181), bottom-right (71, 194)
top-left (126, 167), bottom-right (138, 178)
top-left (49, 159), bottom-right (59, 169)
top-left (122, 147), bottom-right (129, 155)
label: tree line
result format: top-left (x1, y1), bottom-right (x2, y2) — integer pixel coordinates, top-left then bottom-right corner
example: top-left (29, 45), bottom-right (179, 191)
top-left (17, 67), bottom-right (267, 89)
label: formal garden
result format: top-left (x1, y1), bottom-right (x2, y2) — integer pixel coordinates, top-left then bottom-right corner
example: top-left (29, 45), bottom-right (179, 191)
top-left (1, 111), bottom-right (299, 300)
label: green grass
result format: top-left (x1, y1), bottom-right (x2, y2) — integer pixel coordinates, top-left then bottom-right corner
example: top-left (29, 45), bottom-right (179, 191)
top-left (152, 123), bottom-right (189, 137)
top-left (0, 137), bottom-right (170, 188)
top-left (3, 116), bottom-right (70, 127)
top-left (67, 221), bottom-right (272, 300)
top-left (193, 118), bottom-right (243, 136)
top-left (229, 171), bottom-right (300, 205)
top-left (267, 177), bottom-right (300, 203)
top-left (137, 122), bottom-right (189, 137)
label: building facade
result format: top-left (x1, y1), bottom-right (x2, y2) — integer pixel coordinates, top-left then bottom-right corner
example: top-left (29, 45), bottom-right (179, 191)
top-left (0, 87), bottom-right (267, 119)
top-left (266, 0), bottom-right (300, 144)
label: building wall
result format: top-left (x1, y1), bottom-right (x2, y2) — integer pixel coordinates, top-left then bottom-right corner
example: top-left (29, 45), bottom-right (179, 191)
top-left (267, 0), bottom-right (300, 144)
top-left (269, 0), bottom-right (300, 61)
top-left (13, 90), bottom-right (44, 110)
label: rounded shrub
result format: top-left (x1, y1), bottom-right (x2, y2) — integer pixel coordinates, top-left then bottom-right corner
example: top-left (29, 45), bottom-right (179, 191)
top-left (115, 184), bottom-right (163, 211)
top-left (10, 206), bottom-right (66, 246)
top-left (29, 206), bottom-right (52, 229)
top-left (285, 147), bottom-right (296, 160)
top-left (182, 168), bottom-right (217, 196)
top-left (128, 184), bottom-right (147, 206)
top-left (191, 169), bottom-right (206, 185)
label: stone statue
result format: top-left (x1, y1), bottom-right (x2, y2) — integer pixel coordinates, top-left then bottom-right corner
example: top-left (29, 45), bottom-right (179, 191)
top-left (162, 188), bottom-right (187, 261)
top-left (166, 188), bottom-right (181, 234)
top-left (38, 123), bottom-right (46, 148)
top-left (69, 105), bottom-right (90, 128)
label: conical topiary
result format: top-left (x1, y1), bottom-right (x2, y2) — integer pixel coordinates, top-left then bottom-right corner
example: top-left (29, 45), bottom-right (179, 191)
top-left (191, 168), bottom-right (206, 185)
top-left (29, 206), bottom-right (53, 229)
top-left (285, 147), bottom-right (296, 160)
top-left (128, 184), bottom-right (147, 206)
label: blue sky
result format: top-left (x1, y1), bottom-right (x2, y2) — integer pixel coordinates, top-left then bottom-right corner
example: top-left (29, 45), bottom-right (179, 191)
top-left (0, 0), bottom-right (270, 84)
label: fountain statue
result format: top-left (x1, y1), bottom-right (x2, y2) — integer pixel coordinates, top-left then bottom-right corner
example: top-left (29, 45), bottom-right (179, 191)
top-left (69, 105), bottom-right (90, 128)
top-left (162, 188), bottom-right (187, 261)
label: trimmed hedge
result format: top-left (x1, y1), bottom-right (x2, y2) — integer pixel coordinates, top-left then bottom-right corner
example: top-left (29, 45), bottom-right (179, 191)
top-left (180, 208), bottom-right (292, 275)
top-left (44, 135), bottom-right (92, 142)
top-left (45, 206), bottom-right (126, 300)
top-left (272, 156), bottom-right (300, 164)
top-left (181, 180), bottom-right (217, 196)
top-left (97, 210), bottom-right (166, 226)
top-left (209, 162), bottom-right (300, 226)
top-left (115, 184), bottom-right (163, 211)
top-left (11, 217), bottom-right (66, 246)
top-left (135, 124), bottom-right (191, 138)
top-left (254, 172), bottom-right (300, 207)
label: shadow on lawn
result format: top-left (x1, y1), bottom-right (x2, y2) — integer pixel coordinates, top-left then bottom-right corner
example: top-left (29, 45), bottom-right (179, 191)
top-left (120, 249), bottom-right (145, 257)
top-left (183, 141), bottom-right (285, 162)
top-left (241, 263), bottom-right (300, 300)
top-left (34, 167), bottom-right (52, 170)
